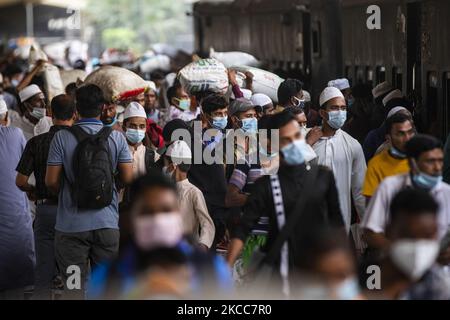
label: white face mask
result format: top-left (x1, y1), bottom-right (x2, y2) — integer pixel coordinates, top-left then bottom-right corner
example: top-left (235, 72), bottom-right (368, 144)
top-left (133, 212), bottom-right (183, 251)
top-left (162, 165), bottom-right (175, 179)
top-left (390, 239), bottom-right (439, 281)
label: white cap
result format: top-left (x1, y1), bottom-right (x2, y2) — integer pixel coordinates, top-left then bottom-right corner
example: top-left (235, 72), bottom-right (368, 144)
top-left (0, 99), bottom-right (7, 114)
top-left (372, 81), bottom-right (392, 99)
top-left (19, 84), bottom-right (42, 103)
top-left (382, 89), bottom-right (403, 106)
top-left (251, 93), bottom-right (272, 107)
top-left (319, 86), bottom-right (345, 107)
top-left (166, 140), bottom-right (192, 161)
top-left (387, 106), bottom-right (408, 119)
top-left (124, 101), bottom-right (147, 120)
top-left (146, 80), bottom-right (157, 93)
top-left (328, 78), bottom-right (350, 91)
top-left (302, 90), bottom-right (311, 102)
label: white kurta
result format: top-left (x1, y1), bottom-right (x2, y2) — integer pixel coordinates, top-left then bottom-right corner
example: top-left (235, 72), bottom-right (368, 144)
top-left (312, 129), bottom-right (367, 232)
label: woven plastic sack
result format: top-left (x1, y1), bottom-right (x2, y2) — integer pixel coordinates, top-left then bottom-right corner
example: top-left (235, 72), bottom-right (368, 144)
top-left (60, 69), bottom-right (87, 87)
top-left (178, 58), bottom-right (229, 95)
top-left (83, 66), bottom-right (148, 103)
top-left (42, 64), bottom-right (65, 101)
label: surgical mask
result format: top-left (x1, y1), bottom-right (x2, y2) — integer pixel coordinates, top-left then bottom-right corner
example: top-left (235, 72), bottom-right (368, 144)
top-left (413, 172), bottom-right (443, 190)
top-left (390, 239), bottom-right (439, 281)
top-left (30, 107), bottom-right (46, 120)
top-left (11, 79), bottom-right (19, 87)
top-left (327, 110), bottom-right (347, 129)
top-left (241, 117), bottom-right (258, 133)
top-left (104, 115), bottom-right (117, 127)
top-left (212, 116), bottom-right (228, 130)
top-left (293, 96), bottom-right (305, 108)
top-left (334, 277), bottom-right (360, 300)
top-left (125, 128), bottom-right (146, 144)
top-left (133, 213), bottom-right (183, 251)
top-left (177, 98), bottom-right (191, 111)
top-left (281, 139), bottom-right (309, 165)
top-left (390, 146), bottom-right (407, 159)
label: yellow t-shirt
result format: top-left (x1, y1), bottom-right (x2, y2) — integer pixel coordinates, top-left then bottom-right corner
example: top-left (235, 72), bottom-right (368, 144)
top-left (362, 148), bottom-right (410, 197)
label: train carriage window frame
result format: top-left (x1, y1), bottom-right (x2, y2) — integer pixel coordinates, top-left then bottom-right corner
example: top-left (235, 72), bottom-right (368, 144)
top-left (355, 66), bottom-right (364, 84)
top-left (376, 66), bottom-right (386, 83)
top-left (366, 67), bottom-right (374, 85)
top-left (312, 21), bottom-right (321, 58)
top-left (345, 66), bottom-right (353, 85)
top-left (426, 71), bottom-right (439, 136)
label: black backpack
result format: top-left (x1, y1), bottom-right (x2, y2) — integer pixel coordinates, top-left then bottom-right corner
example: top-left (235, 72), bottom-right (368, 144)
top-left (68, 126), bottom-right (114, 209)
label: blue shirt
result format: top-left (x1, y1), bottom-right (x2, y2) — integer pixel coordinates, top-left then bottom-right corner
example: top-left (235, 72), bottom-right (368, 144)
top-left (0, 125), bottom-right (34, 290)
top-left (47, 119), bottom-right (132, 233)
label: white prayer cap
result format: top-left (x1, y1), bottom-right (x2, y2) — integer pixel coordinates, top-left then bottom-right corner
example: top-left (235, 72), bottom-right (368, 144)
top-left (124, 101), bottom-right (147, 120)
top-left (372, 81), bottom-right (392, 99)
top-left (328, 78), bottom-right (350, 91)
top-left (251, 93), bottom-right (272, 107)
top-left (382, 89), bottom-right (403, 106)
top-left (319, 86), bottom-right (345, 107)
top-left (387, 106), bottom-right (408, 119)
top-left (19, 84), bottom-right (42, 103)
top-left (166, 140), bottom-right (192, 161)
top-left (146, 81), bottom-right (157, 93)
top-left (0, 99), bottom-right (7, 114)
top-left (302, 90), bottom-right (311, 102)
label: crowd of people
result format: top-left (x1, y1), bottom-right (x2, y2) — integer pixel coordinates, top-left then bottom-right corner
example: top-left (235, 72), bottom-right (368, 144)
top-left (1, 49), bottom-right (450, 300)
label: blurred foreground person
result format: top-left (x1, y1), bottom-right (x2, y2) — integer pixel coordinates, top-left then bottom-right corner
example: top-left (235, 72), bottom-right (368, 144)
top-left (362, 189), bottom-right (450, 300)
top-left (0, 101), bottom-right (34, 299)
top-left (88, 171), bottom-right (232, 299)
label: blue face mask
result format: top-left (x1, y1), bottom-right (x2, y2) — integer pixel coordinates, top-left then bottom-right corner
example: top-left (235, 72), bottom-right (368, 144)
top-left (327, 110), bottom-right (347, 129)
top-left (125, 128), bottom-right (146, 144)
top-left (241, 117), bottom-right (258, 133)
top-left (104, 115), bottom-right (117, 127)
top-left (413, 172), bottom-right (443, 190)
top-left (390, 146), bottom-right (407, 159)
top-left (212, 116), bottom-right (228, 130)
top-left (281, 139), bottom-right (308, 165)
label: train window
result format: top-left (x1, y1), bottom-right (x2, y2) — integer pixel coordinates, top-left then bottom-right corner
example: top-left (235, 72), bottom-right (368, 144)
top-left (392, 67), bottom-right (403, 91)
top-left (312, 22), bottom-right (321, 58)
top-left (376, 66), bottom-right (386, 83)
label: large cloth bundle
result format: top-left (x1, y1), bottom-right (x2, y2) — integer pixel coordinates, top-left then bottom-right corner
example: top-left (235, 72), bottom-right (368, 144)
top-left (210, 48), bottom-right (260, 68)
top-left (140, 54), bottom-right (171, 73)
top-left (232, 66), bottom-right (284, 103)
top-left (60, 69), bottom-right (87, 87)
top-left (83, 66), bottom-right (148, 103)
top-left (178, 58), bottom-right (229, 95)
